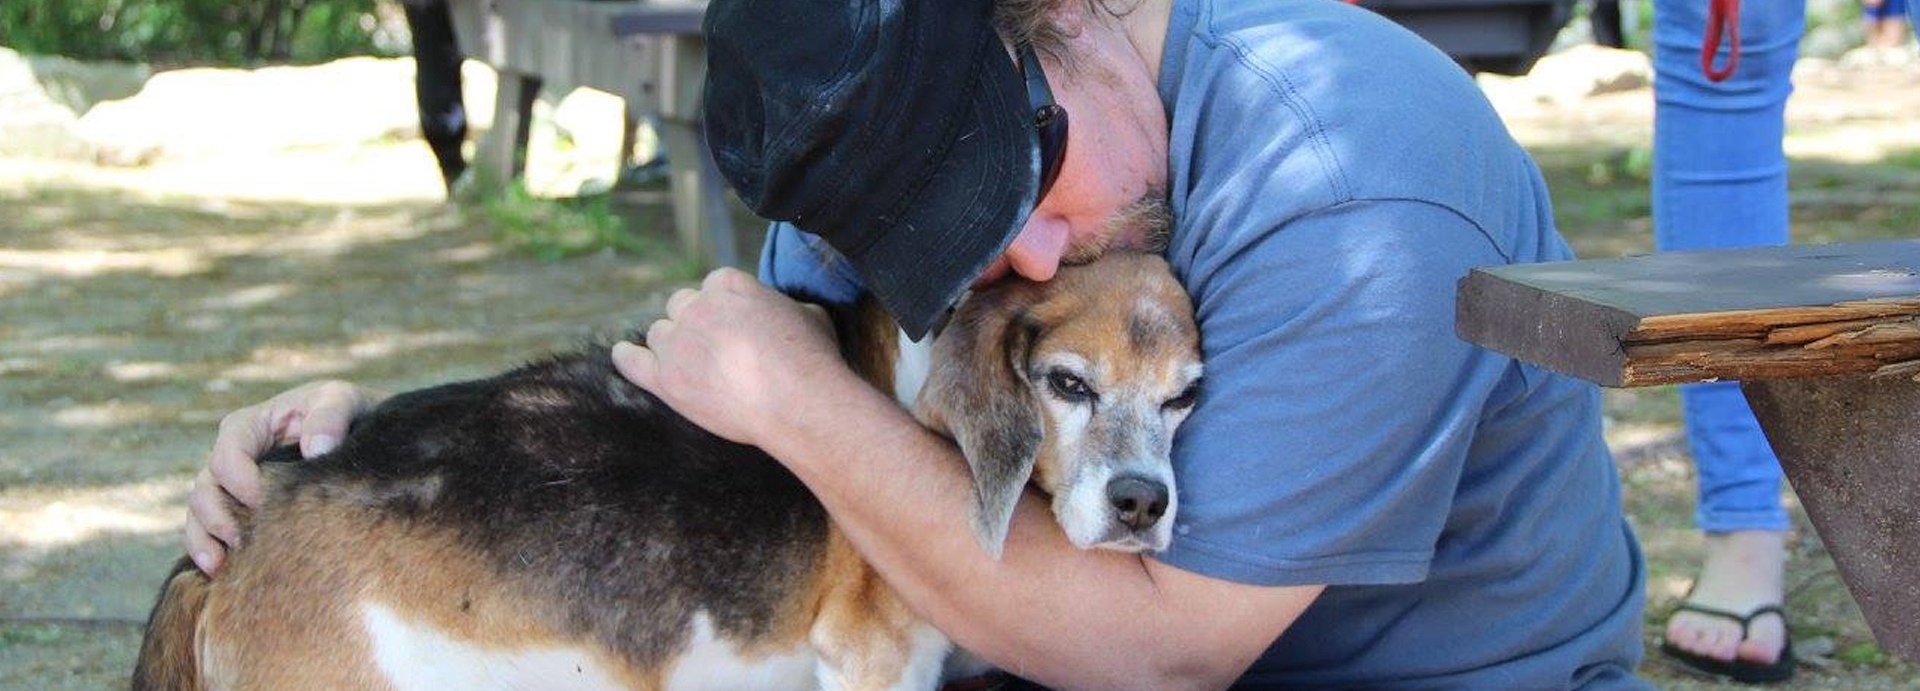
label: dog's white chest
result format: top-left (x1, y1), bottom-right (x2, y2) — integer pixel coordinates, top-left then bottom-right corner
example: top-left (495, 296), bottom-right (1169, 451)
top-left (662, 612), bottom-right (817, 691)
top-left (360, 604), bottom-right (816, 691)
top-left (893, 327), bottom-right (934, 407)
top-left (362, 602), bottom-right (635, 691)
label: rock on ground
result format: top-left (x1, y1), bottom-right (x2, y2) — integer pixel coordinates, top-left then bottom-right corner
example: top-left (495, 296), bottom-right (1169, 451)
top-left (0, 46), bottom-right (141, 160)
top-left (77, 57), bottom-right (448, 166)
top-left (1478, 44), bottom-right (1653, 113)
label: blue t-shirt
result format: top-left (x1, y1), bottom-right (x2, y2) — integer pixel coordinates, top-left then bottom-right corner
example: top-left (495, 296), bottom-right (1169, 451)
top-left (759, 1), bottom-right (1650, 688)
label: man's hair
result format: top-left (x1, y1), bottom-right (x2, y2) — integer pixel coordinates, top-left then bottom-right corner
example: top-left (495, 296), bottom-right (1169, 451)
top-left (993, 0), bottom-right (1138, 63)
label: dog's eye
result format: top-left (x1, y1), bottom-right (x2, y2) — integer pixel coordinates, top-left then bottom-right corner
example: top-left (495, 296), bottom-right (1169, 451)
top-left (1163, 381), bottom-right (1201, 411)
top-left (1045, 369), bottom-right (1095, 403)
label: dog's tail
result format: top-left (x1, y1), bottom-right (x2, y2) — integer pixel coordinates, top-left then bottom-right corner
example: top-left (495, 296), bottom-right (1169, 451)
top-left (131, 557), bottom-right (211, 691)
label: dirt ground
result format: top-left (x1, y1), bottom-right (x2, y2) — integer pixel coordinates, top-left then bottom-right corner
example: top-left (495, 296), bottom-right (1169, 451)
top-left (4, 52), bottom-right (1920, 690)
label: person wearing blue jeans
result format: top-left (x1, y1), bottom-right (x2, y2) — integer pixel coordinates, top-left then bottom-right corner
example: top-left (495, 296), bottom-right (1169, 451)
top-left (1650, 0), bottom-right (1804, 682)
top-left (1863, 0), bottom-right (1911, 48)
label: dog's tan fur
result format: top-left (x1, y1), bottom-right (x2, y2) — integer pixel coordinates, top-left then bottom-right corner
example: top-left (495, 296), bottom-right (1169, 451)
top-left (135, 253), bottom-right (1200, 691)
top-left (979, 256), bottom-right (1200, 494)
top-left (192, 476), bottom-right (663, 690)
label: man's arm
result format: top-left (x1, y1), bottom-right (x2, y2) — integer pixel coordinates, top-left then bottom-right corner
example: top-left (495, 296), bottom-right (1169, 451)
top-left (613, 270), bottom-right (1318, 691)
top-left (768, 362), bottom-right (1319, 691)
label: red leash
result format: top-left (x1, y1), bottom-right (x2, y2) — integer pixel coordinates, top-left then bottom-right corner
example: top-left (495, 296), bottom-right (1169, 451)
top-left (1347, 0), bottom-right (1740, 81)
top-left (1701, 0), bottom-right (1742, 81)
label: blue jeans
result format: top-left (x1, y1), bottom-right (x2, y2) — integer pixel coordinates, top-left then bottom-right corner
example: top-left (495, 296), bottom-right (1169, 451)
top-left (1651, 0), bottom-right (1804, 533)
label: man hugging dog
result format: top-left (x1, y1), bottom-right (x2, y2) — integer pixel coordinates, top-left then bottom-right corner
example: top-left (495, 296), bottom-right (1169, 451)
top-left (182, 0), bottom-right (1652, 688)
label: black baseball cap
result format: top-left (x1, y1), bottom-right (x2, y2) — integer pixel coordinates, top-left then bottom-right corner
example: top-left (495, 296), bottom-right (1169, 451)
top-left (702, 0), bottom-right (1040, 340)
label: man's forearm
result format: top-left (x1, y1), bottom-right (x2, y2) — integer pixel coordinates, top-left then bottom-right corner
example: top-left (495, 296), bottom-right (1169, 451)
top-left (762, 370), bottom-right (1255, 691)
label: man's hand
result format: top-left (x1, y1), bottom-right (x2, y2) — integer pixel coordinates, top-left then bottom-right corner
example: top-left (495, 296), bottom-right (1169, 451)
top-left (611, 268), bottom-right (847, 449)
top-left (184, 380), bottom-right (386, 574)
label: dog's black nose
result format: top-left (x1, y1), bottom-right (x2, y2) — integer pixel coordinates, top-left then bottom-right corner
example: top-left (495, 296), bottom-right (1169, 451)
top-left (1107, 475), bottom-right (1169, 532)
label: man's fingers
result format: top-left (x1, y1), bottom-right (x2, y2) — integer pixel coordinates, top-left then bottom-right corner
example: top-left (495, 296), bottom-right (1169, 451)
top-left (297, 382), bottom-right (360, 458)
top-left (644, 317), bottom-right (678, 349)
top-left (183, 512), bottom-right (225, 575)
top-left (189, 469), bottom-right (244, 547)
top-left (208, 408), bottom-right (272, 507)
top-left (665, 288), bottom-right (699, 322)
top-left (611, 341), bottom-right (660, 392)
top-left (703, 266), bottom-right (757, 294)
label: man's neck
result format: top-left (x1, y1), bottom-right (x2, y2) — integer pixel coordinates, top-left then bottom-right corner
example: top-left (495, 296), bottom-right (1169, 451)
top-left (1118, 0), bottom-right (1175, 86)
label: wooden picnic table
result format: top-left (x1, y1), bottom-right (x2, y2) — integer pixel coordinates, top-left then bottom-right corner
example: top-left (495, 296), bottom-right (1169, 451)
top-left (1456, 239), bottom-right (1920, 662)
top-left (446, 0), bottom-right (740, 268)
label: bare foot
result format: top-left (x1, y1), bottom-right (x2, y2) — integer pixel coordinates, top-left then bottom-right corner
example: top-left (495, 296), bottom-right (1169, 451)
top-left (1665, 530), bottom-right (1789, 665)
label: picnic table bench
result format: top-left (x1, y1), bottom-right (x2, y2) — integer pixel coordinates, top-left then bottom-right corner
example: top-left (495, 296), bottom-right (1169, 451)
top-left (1456, 239), bottom-right (1920, 662)
top-left (446, 0), bottom-right (741, 267)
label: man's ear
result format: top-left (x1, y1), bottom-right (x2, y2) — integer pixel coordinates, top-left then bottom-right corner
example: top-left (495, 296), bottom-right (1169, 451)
top-left (916, 289), bottom-right (1044, 559)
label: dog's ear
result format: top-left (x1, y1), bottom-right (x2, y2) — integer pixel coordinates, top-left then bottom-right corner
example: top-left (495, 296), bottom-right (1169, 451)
top-left (916, 288), bottom-right (1044, 559)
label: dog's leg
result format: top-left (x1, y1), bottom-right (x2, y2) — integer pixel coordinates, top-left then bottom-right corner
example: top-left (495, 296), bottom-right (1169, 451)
top-left (808, 534), bottom-right (950, 691)
top-left (812, 619), bottom-right (949, 691)
top-left (883, 624), bottom-right (952, 691)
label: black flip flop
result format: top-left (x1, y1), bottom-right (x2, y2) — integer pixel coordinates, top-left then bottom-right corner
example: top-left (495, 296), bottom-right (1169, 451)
top-left (1659, 602), bottom-right (1797, 684)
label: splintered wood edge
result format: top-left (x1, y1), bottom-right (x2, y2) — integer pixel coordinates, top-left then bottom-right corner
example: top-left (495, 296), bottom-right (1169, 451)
top-left (1458, 270), bottom-right (1920, 388)
top-left (1870, 359), bottom-right (1920, 383)
top-left (1627, 297), bottom-right (1920, 342)
top-left (1620, 340), bottom-right (1920, 386)
top-left (1616, 296), bottom-right (1920, 386)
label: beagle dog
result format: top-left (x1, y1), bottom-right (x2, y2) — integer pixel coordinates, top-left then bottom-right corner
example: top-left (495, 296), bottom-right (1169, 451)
top-left (133, 252), bottom-right (1203, 691)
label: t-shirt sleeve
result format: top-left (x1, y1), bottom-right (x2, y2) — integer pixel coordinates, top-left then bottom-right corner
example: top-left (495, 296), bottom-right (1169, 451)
top-left (756, 221), bottom-right (866, 302)
top-left (1153, 198), bottom-right (1515, 587)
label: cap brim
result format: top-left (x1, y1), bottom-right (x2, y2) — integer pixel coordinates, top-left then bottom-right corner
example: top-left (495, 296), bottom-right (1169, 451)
top-left (840, 30), bottom-right (1037, 342)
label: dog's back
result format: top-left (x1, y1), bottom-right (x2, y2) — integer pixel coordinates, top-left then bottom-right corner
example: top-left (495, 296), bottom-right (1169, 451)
top-left (134, 348), bottom-right (857, 690)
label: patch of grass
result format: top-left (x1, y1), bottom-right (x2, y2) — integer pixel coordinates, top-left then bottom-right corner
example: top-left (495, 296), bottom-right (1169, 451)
top-left (1533, 145), bottom-right (1657, 258)
top-left (467, 183), bottom-right (664, 263)
top-left (1604, 386), bottom-right (1683, 427)
top-left (1887, 148), bottom-right (1920, 172)
top-left (0, 625), bottom-right (68, 648)
top-left (1837, 641), bottom-right (1891, 667)
top-left (1535, 144), bottom-right (1920, 261)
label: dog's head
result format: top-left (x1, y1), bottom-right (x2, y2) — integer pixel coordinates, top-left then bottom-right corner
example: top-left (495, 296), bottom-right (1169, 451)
top-left (916, 252), bottom-right (1201, 558)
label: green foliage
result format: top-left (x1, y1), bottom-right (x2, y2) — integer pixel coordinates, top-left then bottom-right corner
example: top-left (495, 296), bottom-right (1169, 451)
top-left (1837, 640), bottom-right (1891, 666)
top-left (1583, 146), bottom-right (1654, 186)
top-left (0, 624), bottom-right (69, 648)
top-left (0, 0), bottom-right (390, 66)
top-left (1887, 147), bottom-right (1920, 172)
top-left (471, 183), bottom-right (678, 264)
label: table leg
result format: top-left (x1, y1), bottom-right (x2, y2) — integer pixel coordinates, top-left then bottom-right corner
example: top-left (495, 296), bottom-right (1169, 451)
top-left (477, 70), bottom-right (542, 191)
top-left (1743, 375), bottom-right (1920, 662)
top-left (656, 117), bottom-right (739, 269)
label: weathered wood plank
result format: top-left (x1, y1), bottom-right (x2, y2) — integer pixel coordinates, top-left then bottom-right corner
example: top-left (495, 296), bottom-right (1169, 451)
top-left (1628, 298), bottom-right (1920, 342)
top-left (1456, 240), bottom-right (1920, 387)
top-left (1872, 358), bottom-right (1920, 381)
top-left (1765, 317), bottom-right (1902, 345)
top-left (1803, 319), bottom-right (1920, 349)
top-left (1620, 340), bottom-right (1920, 386)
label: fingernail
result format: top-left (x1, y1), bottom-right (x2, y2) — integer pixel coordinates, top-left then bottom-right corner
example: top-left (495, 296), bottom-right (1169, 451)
top-left (612, 341), bottom-right (638, 359)
top-left (305, 434), bottom-right (339, 458)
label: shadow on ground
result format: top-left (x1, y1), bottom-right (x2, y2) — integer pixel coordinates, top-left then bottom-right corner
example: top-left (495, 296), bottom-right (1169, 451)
top-left (1, 182), bottom-right (701, 690)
